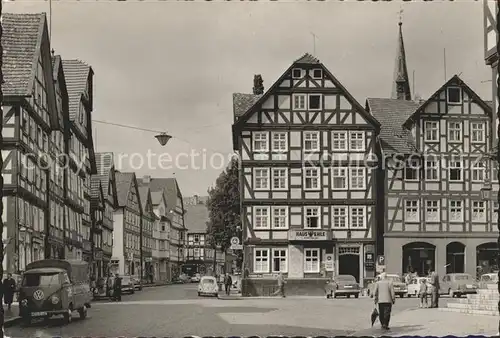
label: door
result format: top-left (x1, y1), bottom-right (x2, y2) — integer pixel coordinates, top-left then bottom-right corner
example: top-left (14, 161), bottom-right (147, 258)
top-left (338, 254), bottom-right (360, 282)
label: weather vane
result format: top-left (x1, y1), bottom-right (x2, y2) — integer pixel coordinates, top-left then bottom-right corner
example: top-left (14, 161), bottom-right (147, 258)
top-left (398, 7), bottom-right (404, 25)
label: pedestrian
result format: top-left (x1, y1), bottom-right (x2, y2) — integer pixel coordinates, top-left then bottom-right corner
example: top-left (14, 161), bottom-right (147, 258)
top-left (419, 279), bottom-right (428, 308)
top-left (107, 274), bottom-right (114, 299)
top-left (429, 269), bottom-right (440, 308)
top-left (113, 274), bottom-right (122, 302)
top-left (373, 272), bottom-right (395, 330)
top-left (274, 272), bottom-right (286, 298)
top-left (3, 273), bottom-right (16, 310)
top-left (224, 273), bottom-right (232, 296)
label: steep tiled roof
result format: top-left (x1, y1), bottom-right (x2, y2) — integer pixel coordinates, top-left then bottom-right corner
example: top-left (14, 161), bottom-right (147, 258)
top-left (115, 172), bottom-right (135, 207)
top-left (2, 13), bottom-right (45, 96)
top-left (138, 178), bottom-right (182, 214)
top-left (294, 53), bottom-right (320, 64)
top-left (184, 203), bottom-right (209, 233)
top-left (62, 59), bottom-right (91, 120)
top-left (90, 176), bottom-right (103, 208)
top-left (232, 93), bottom-right (262, 119)
top-left (366, 98), bottom-right (422, 155)
top-left (138, 186), bottom-right (150, 212)
top-left (150, 191), bottom-right (164, 205)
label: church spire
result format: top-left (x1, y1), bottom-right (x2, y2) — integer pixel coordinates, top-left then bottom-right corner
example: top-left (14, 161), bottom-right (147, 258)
top-left (391, 20), bottom-right (411, 101)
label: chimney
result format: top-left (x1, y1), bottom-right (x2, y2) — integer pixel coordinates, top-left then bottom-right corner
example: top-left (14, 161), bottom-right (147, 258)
top-left (193, 195), bottom-right (199, 205)
top-left (143, 175), bottom-right (151, 184)
top-left (253, 75), bottom-right (264, 95)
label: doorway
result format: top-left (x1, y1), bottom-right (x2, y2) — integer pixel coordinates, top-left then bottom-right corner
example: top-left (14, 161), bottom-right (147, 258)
top-left (338, 247), bottom-right (360, 282)
top-left (446, 242), bottom-right (465, 273)
top-left (402, 242), bottom-right (435, 276)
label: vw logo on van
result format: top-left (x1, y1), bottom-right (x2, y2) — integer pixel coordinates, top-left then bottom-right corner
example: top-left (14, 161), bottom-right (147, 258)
top-left (33, 289), bottom-right (44, 301)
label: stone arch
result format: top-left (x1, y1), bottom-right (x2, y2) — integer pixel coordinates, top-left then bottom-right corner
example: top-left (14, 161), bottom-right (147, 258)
top-left (402, 242), bottom-right (436, 276)
top-left (446, 241), bottom-right (465, 273)
top-left (476, 242), bottom-right (498, 276)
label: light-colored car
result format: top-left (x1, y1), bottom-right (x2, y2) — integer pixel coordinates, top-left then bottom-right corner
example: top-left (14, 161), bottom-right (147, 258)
top-left (407, 277), bottom-right (431, 297)
top-left (120, 275), bottom-right (135, 294)
top-left (191, 273), bottom-right (201, 283)
top-left (439, 273), bottom-right (478, 298)
top-left (479, 273), bottom-right (498, 289)
top-left (131, 275), bottom-right (143, 290)
top-left (198, 276), bottom-right (218, 297)
top-left (325, 275), bottom-right (360, 299)
top-left (368, 273), bottom-right (408, 298)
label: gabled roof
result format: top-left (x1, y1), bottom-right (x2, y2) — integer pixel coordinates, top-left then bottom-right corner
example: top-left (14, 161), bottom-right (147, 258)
top-left (403, 75), bottom-right (493, 127)
top-left (138, 177), bottom-right (184, 215)
top-left (2, 13), bottom-right (44, 97)
top-left (233, 93), bottom-right (262, 120)
top-left (115, 172), bottom-right (135, 208)
top-left (150, 191), bottom-right (164, 206)
top-left (232, 53), bottom-right (380, 133)
top-left (138, 186), bottom-right (152, 214)
top-left (90, 176), bottom-right (104, 209)
top-left (62, 59), bottom-right (92, 120)
top-left (366, 98), bottom-right (422, 155)
top-left (184, 203), bottom-right (209, 233)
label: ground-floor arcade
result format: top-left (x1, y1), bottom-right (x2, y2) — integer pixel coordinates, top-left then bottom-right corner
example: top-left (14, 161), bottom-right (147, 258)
top-left (385, 236), bottom-right (499, 278)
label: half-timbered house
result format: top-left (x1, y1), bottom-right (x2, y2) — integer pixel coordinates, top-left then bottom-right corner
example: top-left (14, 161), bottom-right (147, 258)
top-left (113, 172), bottom-right (142, 276)
top-left (232, 54), bottom-right (380, 294)
top-left (139, 186), bottom-right (155, 281)
top-left (90, 176), bottom-right (105, 277)
top-left (2, 14), bottom-right (59, 272)
top-left (367, 22), bottom-right (497, 278)
top-left (151, 188), bottom-right (171, 282)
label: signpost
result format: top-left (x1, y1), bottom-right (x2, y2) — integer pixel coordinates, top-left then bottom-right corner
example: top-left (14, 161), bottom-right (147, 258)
top-left (325, 253), bottom-right (334, 272)
top-left (376, 255), bottom-right (385, 273)
top-left (230, 237), bottom-right (242, 250)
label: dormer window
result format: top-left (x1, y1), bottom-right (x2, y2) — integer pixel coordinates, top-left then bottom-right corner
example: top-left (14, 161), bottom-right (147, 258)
top-left (292, 68), bottom-right (303, 79)
top-left (447, 87), bottom-right (462, 104)
top-left (312, 69), bottom-right (322, 79)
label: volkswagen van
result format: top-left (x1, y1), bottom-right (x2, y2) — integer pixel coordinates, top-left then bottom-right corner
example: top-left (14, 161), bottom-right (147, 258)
top-left (18, 259), bottom-right (92, 324)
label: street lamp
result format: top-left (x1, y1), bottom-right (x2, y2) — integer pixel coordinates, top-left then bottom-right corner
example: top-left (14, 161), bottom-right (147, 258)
top-left (155, 133), bottom-right (172, 147)
top-left (481, 179), bottom-right (493, 201)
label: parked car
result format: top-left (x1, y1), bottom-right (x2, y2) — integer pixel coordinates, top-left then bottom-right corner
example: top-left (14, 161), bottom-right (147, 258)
top-left (479, 273), bottom-right (498, 289)
top-left (439, 273), bottom-right (477, 298)
top-left (131, 275), bottom-right (143, 290)
top-left (120, 275), bottom-right (135, 294)
top-left (325, 275), bottom-right (360, 299)
top-left (407, 277), bottom-right (431, 297)
top-left (198, 276), bottom-right (218, 297)
top-left (178, 273), bottom-right (191, 284)
top-left (368, 273), bottom-right (408, 298)
top-left (191, 273), bottom-right (201, 283)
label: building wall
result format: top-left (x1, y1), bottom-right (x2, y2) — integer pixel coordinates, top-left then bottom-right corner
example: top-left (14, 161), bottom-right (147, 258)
top-left (111, 211), bottom-right (124, 275)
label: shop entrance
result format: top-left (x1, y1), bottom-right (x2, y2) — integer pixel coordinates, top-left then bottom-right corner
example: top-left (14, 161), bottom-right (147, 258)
top-left (338, 247), bottom-right (360, 282)
top-left (477, 242), bottom-right (498, 277)
top-left (402, 242), bottom-right (435, 276)
top-left (446, 242), bottom-right (465, 273)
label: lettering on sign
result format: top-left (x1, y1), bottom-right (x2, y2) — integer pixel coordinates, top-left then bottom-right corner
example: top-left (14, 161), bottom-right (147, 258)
top-left (288, 230), bottom-right (328, 241)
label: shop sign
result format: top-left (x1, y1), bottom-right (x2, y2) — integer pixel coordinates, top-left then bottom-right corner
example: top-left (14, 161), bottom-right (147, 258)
top-left (288, 229), bottom-right (329, 241)
top-left (325, 254), bottom-right (334, 271)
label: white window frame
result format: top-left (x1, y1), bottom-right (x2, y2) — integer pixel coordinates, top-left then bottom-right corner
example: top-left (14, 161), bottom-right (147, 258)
top-left (332, 131), bottom-right (347, 151)
top-left (493, 162), bottom-right (499, 182)
top-left (272, 248), bottom-right (288, 273)
top-left (293, 94), bottom-right (306, 110)
top-left (350, 206), bottom-right (366, 228)
top-left (303, 131), bottom-right (319, 151)
top-left (447, 87), bottom-right (462, 104)
top-left (304, 207), bottom-right (321, 229)
top-left (471, 160), bottom-right (486, 182)
top-left (311, 69), bottom-right (323, 79)
top-left (254, 248), bottom-right (270, 273)
top-left (449, 160), bottom-right (463, 182)
top-left (332, 167), bottom-right (348, 190)
top-left (271, 207), bottom-right (288, 229)
top-left (272, 168), bottom-right (288, 190)
top-left (292, 68), bottom-right (303, 79)
top-left (253, 207), bottom-right (270, 229)
top-left (332, 206), bottom-right (348, 229)
top-left (425, 200), bottom-right (440, 222)
top-left (448, 122), bottom-right (462, 143)
top-left (425, 160), bottom-right (439, 181)
top-left (253, 168), bottom-right (270, 190)
top-left (404, 199), bottom-right (420, 223)
top-left (304, 248), bottom-right (320, 273)
top-left (304, 167), bottom-right (320, 190)
top-left (253, 132), bottom-right (269, 152)
top-left (349, 131), bottom-right (365, 151)
top-left (493, 201), bottom-right (499, 224)
top-left (405, 159), bottom-right (420, 181)
top-left (349, 167), bottom-right (366, 190)
top-left (271, 132), bottom-right (288, 153)
top-left (471, 201), bottom-right (486, 222)
top-left (449, 200), bottom-right (464, 223)
top-left (308, 94), bottom-right (322, 111)
top-left (471, 122), bottom-right (485, 143)
top-left (424, 121), bottom-right (439, 142)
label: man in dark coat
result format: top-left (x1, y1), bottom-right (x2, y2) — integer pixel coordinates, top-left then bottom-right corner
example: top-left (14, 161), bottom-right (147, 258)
top-left (373, 272), bottom-right (395, 330)
top-left (429, 269), bottom-right (440, 308)
top-left (113, 274), bottom-right (122, 302)
top-left (3, 273), bottom-right (16, 310)
top-left (223, 274), bottom-right (232, 296)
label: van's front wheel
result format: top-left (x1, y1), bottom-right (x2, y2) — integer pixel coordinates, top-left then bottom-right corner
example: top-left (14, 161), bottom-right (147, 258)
top-left (63, 309), bottom-right (72, 324)
top-left (78, 306), bottom-right (87, 319)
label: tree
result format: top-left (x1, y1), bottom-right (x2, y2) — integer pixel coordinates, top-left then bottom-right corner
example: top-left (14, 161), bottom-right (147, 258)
top-left (206, 157), bottom-right (242, 274)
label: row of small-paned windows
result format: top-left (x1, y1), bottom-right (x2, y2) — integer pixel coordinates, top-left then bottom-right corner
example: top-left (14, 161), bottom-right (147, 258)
top-left (126, 233), bottom-right (140, 250)
top-left (253, 206), bottom-right (366, 229)
top-left (93, 233), bottom-right (102, 249)
top-left (142, 219), bottom-right (153, 233)
top-left (66, 207), bottom-right (82, 234)
top-left (253, 167), bottom-right (367, 190)
top-left (252, 131), bottom-right (366, 153)
top-left (94, 209), bottom-right (103, 221)
top-left (404, 159), bottom-right (490, 182)
top-left (49, 200), bottom-right (65, 230)
top-left (143, 237), bottom-right (153, 250)
top-left (69, 135), bottom-right (89, 164)
top-left (423, 120), bottom-right (486, 143)
top-left (403, 199), bottom-right (498, 223)
top-left (17, 198), bottom-right (45, 233)
top-left (188, 234), bottom-right (205, 245)
top-left (126, 211), bottom-right (141, 227)
top-left (187, 248), bottom-right (205, 258)
top-left (49, 161), bottom-right (64, 188)
top-left (18, 154), bottom-right (47, 192)
top-left (67, 171), bottom-right (84, 202)
top-left (292, 68), bottom-right (323, 80)
top-left (103, 229), bottom-right (113, 247)
top-left (50, 130), bottom-right (64, 154)
top-left (20, 109), bottom-right (49, 153)
top-left (254, 248), bottom-right (325, 274)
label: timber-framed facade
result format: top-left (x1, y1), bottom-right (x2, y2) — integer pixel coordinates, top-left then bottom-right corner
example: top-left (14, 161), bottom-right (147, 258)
top-left (232, 54), bottom-right (380, 294)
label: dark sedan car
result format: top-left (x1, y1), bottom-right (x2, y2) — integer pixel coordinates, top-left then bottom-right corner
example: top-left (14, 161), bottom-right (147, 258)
top-left (325, 275), bottom-right (360, 299)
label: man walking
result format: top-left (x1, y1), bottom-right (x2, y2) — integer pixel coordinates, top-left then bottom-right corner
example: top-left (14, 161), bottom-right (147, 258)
top-left (2, 273), bottom-right (16, 310)
top-left (373, 272), bottom-right (395, 330)
top-left (429, 269), bottom-right (440, 308)
top-left (276, 272), bottom-right (285, 298)
top-left (224, 273), bottom-right (233, 296)
top-left (113, 274), bottom-right (122, 302)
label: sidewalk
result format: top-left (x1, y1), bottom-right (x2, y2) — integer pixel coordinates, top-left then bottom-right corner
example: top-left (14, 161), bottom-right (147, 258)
top-left (3, 304), bottom-right (20, 327)
top-left (351, 307), bottom-right (498, 336)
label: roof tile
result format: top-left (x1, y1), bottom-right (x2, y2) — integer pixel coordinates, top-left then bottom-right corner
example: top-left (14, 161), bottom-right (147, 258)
top-left (294, 53), bottom-right (320, 64)
top-left (115, 172), bottom-right (134, 207)
top-left (62, 59), bottom-right (90, 120)
top-left (232, 93), bottom-right (262, 119)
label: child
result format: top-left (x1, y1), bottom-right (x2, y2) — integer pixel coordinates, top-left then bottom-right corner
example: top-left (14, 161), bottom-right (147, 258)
top-left (419, 279), bottom-right (428, 308)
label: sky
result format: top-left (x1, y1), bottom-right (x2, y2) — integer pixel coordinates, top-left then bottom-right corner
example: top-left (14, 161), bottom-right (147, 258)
top-left (4, 1), bottom-right (492, 197)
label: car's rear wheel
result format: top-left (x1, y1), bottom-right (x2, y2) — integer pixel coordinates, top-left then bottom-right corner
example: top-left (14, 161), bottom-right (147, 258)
top-left (198, 292), bottom-right (201, 296)
top-left (399, 294), bottom-right (404, 298)
top-left (354, 294), bottom-right (359, 299)
top-left (78, 306), bottom-right (87, 319)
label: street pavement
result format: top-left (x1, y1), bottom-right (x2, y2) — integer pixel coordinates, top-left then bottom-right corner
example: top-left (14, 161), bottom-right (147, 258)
top-left (4, 284), bottom-right (484, 338)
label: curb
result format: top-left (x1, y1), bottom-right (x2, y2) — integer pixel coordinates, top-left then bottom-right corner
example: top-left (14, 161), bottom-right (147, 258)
top-left (4, 317), bottom-right (21, 328)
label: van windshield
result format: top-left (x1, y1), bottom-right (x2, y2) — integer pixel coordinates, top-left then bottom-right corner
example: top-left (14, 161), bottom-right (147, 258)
top-left (22, 273), bottom-right (59, 287)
